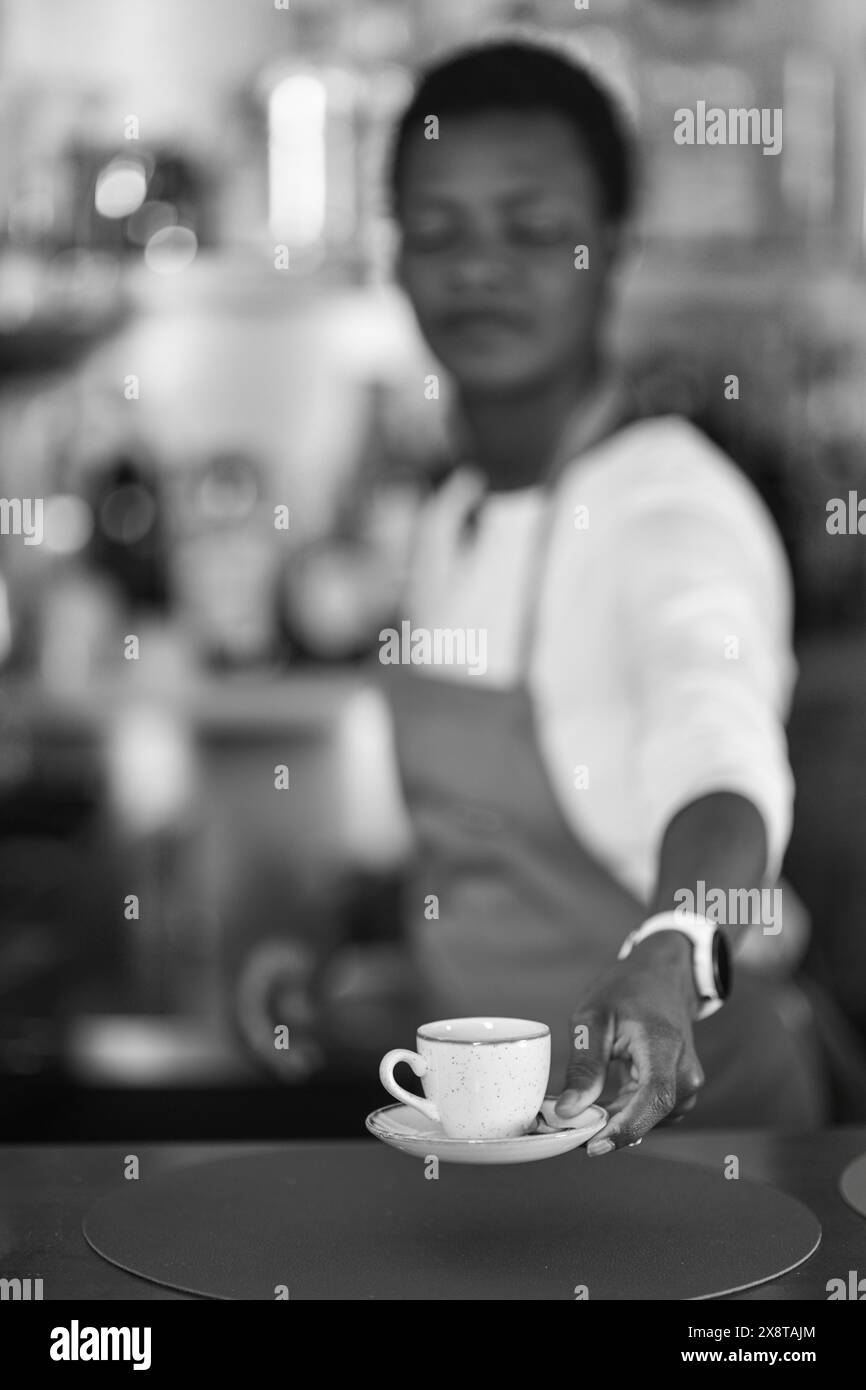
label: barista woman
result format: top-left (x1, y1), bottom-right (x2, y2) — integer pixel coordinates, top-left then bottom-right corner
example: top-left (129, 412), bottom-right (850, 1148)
top-left (380, 37), bottom-right (823, 1151)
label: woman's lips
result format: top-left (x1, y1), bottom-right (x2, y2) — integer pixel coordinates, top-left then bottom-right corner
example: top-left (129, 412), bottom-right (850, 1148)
top-left (437, 308), bottom-right (527, 338)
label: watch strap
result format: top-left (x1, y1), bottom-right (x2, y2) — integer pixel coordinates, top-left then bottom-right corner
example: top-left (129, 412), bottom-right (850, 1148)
top-left (618, 910), bottom-right (724, 1019)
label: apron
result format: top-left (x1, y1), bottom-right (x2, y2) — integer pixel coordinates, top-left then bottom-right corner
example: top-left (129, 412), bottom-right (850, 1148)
top-left (380, 395), bottom-right (826, 1127)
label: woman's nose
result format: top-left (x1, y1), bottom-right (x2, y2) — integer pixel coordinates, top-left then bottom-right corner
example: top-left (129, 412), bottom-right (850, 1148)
top-left (448, 242), bottom-right (515, 293)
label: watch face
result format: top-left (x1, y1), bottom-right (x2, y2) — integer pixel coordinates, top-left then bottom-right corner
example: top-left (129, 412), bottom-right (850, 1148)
top-left (712, 930), bottom-right (732, 999)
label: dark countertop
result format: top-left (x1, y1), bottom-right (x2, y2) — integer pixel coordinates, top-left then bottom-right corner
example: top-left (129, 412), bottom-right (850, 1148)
top-left (1, 1127), bottom-right (864, 1300)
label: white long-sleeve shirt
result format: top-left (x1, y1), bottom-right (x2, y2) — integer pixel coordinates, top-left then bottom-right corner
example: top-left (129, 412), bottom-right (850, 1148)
top-left (401, 414), bottom-right (796, 902)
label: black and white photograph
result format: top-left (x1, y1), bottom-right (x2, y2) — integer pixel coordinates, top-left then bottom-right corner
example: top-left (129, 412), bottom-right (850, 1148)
top-left (1, 0), bottom-right (865, 1348)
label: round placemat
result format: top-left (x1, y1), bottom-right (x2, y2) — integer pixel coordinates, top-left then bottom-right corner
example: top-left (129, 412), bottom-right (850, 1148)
top-left (83, 1143), bottom-right (821, 1300)
top-left (840, 1152), bottom-right (866, 1219)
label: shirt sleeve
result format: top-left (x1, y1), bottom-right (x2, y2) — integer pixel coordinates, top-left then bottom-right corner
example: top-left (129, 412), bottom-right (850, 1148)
top-left (619, 420), bottom-right (797, 884)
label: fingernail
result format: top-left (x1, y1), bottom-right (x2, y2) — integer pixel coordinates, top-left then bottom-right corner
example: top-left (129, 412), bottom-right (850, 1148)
top-left (586, 1138), bottom-right (615, 1157)
top-left (555, 1089), bottom-right (584, 1116)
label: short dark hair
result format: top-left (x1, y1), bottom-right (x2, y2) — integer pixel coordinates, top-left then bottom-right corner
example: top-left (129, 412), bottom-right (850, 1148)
top-left (389, 37), bottom-right (634, 226)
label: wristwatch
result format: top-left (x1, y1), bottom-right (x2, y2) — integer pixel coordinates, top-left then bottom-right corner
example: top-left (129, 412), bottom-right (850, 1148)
top-left (617, 910), bottom-right (731, 1020)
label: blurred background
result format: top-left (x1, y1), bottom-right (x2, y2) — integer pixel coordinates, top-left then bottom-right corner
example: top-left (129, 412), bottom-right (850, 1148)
top-left (1, 0), bottom-right (866, 1139)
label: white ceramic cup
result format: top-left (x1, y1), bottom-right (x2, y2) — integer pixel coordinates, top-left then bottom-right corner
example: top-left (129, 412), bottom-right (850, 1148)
top-left (379, 1017), bottom-right (551, 1140)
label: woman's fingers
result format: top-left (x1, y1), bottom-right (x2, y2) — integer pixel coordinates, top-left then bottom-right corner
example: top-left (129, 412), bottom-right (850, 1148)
top-left (555, 1008), bottom-right (614, 1117)
top-left (663, 1052), bottom-right (705, 1123)
top-left (586, 1022), bottom-right (687, 1152)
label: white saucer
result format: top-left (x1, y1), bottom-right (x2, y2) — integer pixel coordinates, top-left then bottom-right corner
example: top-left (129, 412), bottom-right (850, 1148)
top-left (365, 1099), bottom-right (607, 1165)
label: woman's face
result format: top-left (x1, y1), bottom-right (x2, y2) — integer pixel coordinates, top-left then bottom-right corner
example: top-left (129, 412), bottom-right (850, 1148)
top-left (396, 109), bottom-right (617, 397)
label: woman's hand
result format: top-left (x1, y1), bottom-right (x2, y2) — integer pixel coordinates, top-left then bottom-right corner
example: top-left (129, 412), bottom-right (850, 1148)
top-left (555, 932), bottom-right (705, 1152)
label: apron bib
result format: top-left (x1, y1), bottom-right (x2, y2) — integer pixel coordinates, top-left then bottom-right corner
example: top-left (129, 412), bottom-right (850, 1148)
top-left (379, 395), bottom-right (824, 1123)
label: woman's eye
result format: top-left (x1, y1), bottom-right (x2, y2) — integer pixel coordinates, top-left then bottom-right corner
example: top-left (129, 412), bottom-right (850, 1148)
top-left (402, 216), bottom-right (456, 251)
top-left (509, 215), bottom-right (567, 245)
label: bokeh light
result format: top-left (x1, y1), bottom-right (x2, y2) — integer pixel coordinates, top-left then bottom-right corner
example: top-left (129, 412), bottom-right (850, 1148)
top-left (94, 158), bottom-right (148, 219)
top-left (143, 224), bottom-right (198, 273)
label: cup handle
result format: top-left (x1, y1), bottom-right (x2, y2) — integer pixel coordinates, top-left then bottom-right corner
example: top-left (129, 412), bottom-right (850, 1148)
top-left (379, 1049), bottom-right (440, 1124)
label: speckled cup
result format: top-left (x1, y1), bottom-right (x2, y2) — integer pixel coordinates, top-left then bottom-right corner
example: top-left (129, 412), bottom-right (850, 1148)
top-left (379, 1017), bottom-right (551, 1140)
